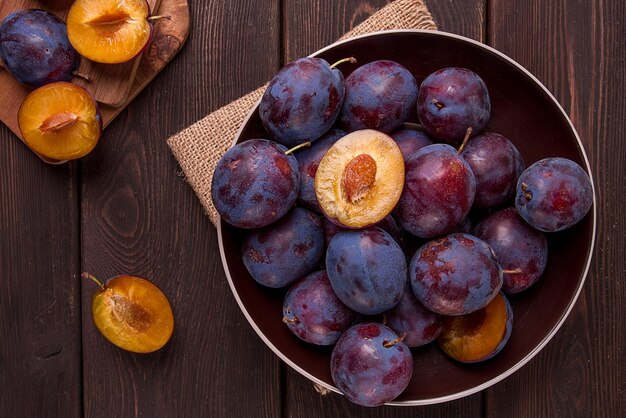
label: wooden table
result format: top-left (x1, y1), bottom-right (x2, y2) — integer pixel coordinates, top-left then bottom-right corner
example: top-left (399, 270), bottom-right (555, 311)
top-left (1, 1), bottom-right (624, 416)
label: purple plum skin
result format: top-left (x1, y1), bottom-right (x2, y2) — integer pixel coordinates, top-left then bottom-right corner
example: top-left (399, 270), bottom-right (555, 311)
top-left (461, 132), bottom-right (525, 209)
top-left (515, 157), bottom-right (593, 232)
top-left (417, 67), bottom-right (491, 144)
top-left (474, 207), bottom-right (548, 294)
top-left (326, 227), bottom-right (407, 315)
top-left (395, 144), bottom-right (476, 239)
top-left (410, 233), bottom-right (503, 315)
top-left (282, 271), bottom-right (358, 345)
top-left (242, 207), bottom-right (324, 288)
top-left (0, 9), bottom-right (79, 87)
top-left (331, 322), bottom-right (413, 407)
top-left (295, 129), bottom-right (345, 211)
top-left (390, 127), bottom-right (434, 161)
top-left (340, 60), bottom-right (418, 133)
top-left (211, 139), bottom-right (300, 229)
top-left (385, 283), bottom-right (442, 347)
top-left (259, 57), bottom-right (344, 147)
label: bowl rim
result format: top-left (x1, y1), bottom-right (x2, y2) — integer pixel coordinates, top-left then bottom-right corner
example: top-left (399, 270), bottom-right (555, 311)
top-left (217, 29), bottom-right (597, 406)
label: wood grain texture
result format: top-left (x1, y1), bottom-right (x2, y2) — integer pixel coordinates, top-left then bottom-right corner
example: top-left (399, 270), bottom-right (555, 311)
top-left (486, 1), bottom-right (626, 417)
top-left (0, 130), bottom-right (81, 414)
top-left (425, 0), bottom-right (485, 40)
top-left (79, 1), bottom-right (282, 417)
top-left (281, 0), bottom-right (485, 414)
top-left (98, 0), bottom-right (191, 128)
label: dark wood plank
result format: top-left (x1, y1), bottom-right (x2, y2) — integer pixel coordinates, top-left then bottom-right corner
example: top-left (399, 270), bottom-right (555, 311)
top-left (486, 1), bottom-right (626, 416)
top-left (281, 1), bottom-right (486, 415)
top-left (79, 1), bottom-right (283, 417)
top-left (425, 0), bottom-right (485, 40)
top-left (0, 130), bottom-right (81, 413)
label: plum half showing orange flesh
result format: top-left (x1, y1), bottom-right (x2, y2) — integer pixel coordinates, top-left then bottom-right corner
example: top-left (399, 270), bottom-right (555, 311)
top-left (18, 82), bottom-right (102, 161)
top-left (67, 0), bottom-right (154, 64)
top-left (314, 129), bottom-right (405, 228)
top-left (437, 292), bottom-right (513, 363)
top-left (83, 273), bottom-right (174, 353)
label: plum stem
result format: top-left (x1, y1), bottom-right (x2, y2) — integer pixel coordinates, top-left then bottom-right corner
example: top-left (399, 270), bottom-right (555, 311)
top-left (383, 332), bottom-right (407, 348)
top-left (82, 272), bottom-right (106, 290)
top-left (329, 57), bottom-right (357, 69)
top-left (285, 141), bottom-right (311, 155)
top-left (432, 99), bottom-right (444, 110)
top-left (282, 316), bottom-right (299, 324)
top-left (521, 182), bottom-right (533, 201)
top-left (148, 15), bottom-right (171, 22)
top-left (72, 70), bottom-right (91, 82)
top-left (457, 127), bottom-right (473, 154)
top-left (402, 122), bottom-right (423, 131)
top-left (502, 268), bottom-right (523, 274)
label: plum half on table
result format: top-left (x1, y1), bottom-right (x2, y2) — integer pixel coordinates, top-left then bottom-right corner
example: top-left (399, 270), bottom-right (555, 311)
top-left (18, 82), bottom-right (102, 161)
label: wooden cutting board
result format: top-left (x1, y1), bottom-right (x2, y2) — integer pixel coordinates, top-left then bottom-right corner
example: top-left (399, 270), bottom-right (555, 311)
top-left (0, 0), bottom-right (190, 163)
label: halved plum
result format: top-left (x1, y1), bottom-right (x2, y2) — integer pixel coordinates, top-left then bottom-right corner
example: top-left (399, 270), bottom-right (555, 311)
top-left (18, 81), bottom-right (102, 161)
top-left (437, 292), bottom-right (513, 363)
top-left (67, 0), bottom-right (154, 64)
top-left (314, 129), bottom-right (404, 228)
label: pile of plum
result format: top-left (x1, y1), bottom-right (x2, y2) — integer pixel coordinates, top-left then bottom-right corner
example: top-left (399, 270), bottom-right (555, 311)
top-left (211, 57), bottom-right (593, 407)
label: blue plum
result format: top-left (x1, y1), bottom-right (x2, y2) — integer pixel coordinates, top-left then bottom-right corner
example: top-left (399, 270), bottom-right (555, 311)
top-left (331, 322), bottom-right (413, 406)
top-left (326, 227), bottom-right (406, 315)
top-left (259, 57), bottom-right (345, 147)
top-left (295, 128), bottom-right (345, 211)
top-left (460, 132), bottom-right (525, 209)
top-left (394, 144), bottom-right (476, 238)
top-left (474, 208), bottom-right (548, 294)
top-left (242, 207), bottom-right (324, 288)
top-left (417, 67), bottom-right (491, 144)
top-left (340, 60), bottom-right (418, 133)
top-left (515, 157), bottom-right (593, 232)
top-left (390, 125), bottom-right (434, 161)
top-left (211, 139), bottom-right (300, 229)
top-left (385, 283), bottom-right (442, 348)
top-left (410, 233), bottom-right (502, 315)
top-left (282, 270), bottom-right (358, 345)
top-left (0, 9), bottom-right (79, 87)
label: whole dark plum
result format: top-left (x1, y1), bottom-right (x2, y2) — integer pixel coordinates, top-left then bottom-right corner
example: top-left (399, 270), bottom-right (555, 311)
top-left (0, 9), bottom-right (79, 87)
top-left (417, 67), bottom-right (491, 144)
top-left (326, 227), bottom-right (406, 315)
top-left (259, 57), bottom-right (345, 147)
top-left (282, 270), bottom-right (358, 345)
top-left (340, 60), bottom-right (418, 133)
top-left (211, 139), bottom-right (300, 229)
top-left (385, 283), bottom-right (442, 348)
top-left (331, 322), bottom-right (413, 407)
top-left (474, 208), bottom-right (548, 294)
top-left (242, 207), bottom-right (324, 288)
top-left (295, 128), bottom-right (345, 211)
top-left (515, 157), bottom-right (593, 232)
top-left (410, 233), bottom-right (502, 316)
top-left (461, 132), bottom-right (525, 209)
top-left (390, 125), bottom-right (434, 161)
top-left (395, 144), bottom-right (476, 239)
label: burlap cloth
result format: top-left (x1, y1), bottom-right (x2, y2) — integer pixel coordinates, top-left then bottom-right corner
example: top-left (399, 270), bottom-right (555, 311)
top-left (167, 0), bottom-right (437, 226)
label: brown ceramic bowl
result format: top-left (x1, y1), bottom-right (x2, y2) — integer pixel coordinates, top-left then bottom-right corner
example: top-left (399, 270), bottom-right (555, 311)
top-left (217, 30), bottom-right (596, 405)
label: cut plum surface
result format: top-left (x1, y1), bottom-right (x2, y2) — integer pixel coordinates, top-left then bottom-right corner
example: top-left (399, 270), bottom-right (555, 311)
top-left (67, 0), bottom-right (152, 64)
top-left (18, 81), bottom-right (102, 160)
top-left (437, 292), bottom-right (513, 363)
top-left (314, 129), bottom-right (404, 228)
top-left (84, 273), bottom-right (174, 354)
